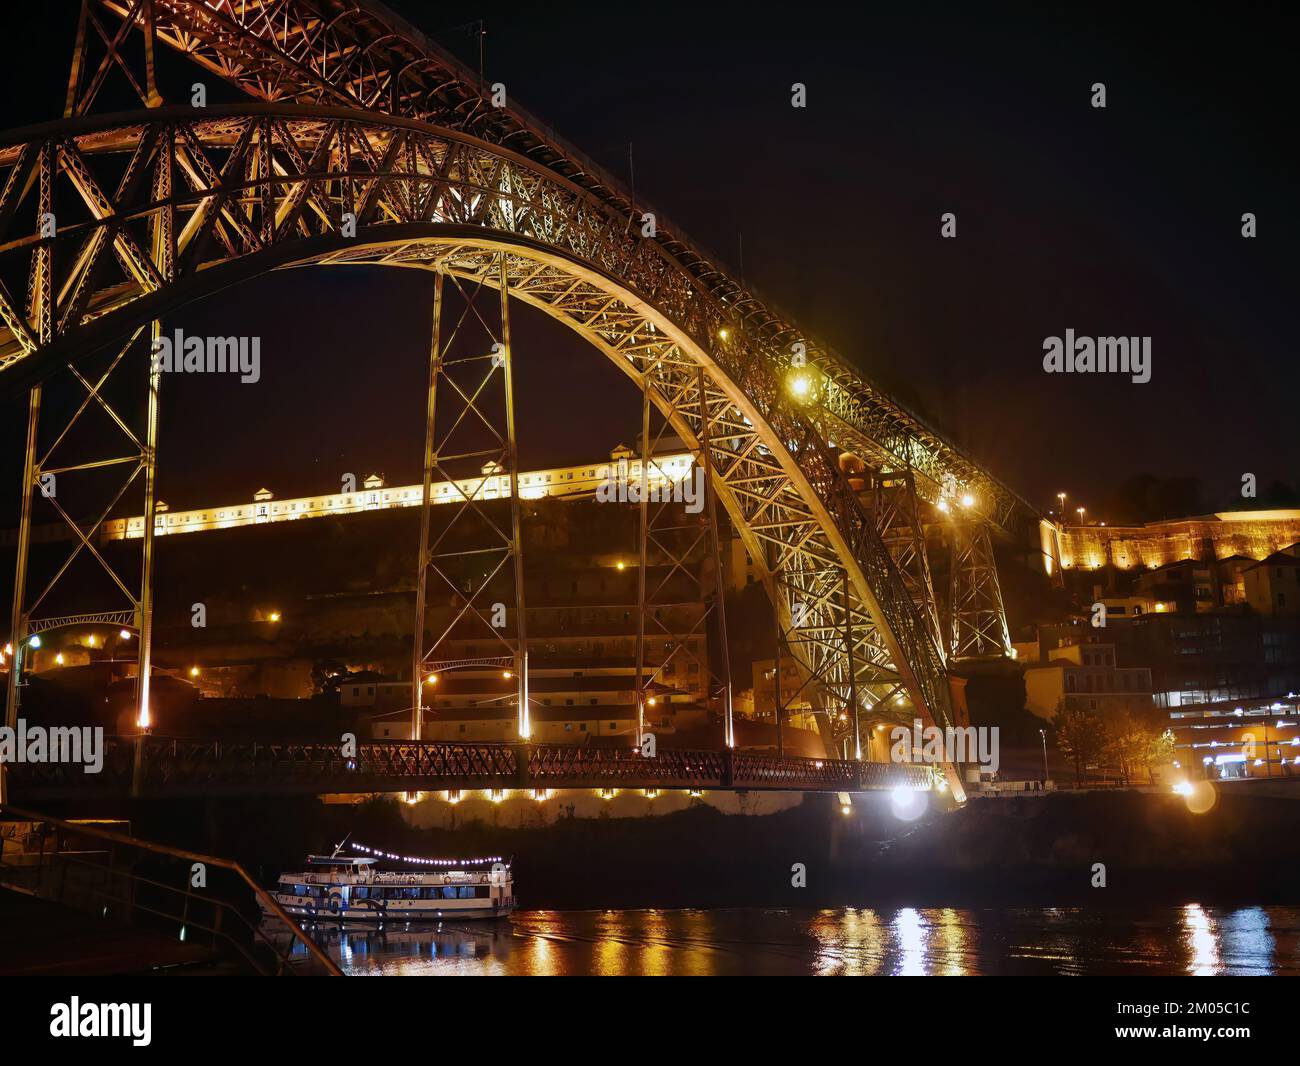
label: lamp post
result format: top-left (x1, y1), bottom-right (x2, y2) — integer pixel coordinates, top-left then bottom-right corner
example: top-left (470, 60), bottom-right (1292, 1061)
top-left (1076, 506), bottom-right (1086, 526)
top-left (1056, 492), bottom-right (1066, 518)
top-left (1039, 728), bottom-right (1049, 784)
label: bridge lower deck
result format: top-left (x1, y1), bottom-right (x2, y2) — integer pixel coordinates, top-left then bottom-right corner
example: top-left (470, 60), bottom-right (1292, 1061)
top-left (6, 737), bottom-right (937, 799)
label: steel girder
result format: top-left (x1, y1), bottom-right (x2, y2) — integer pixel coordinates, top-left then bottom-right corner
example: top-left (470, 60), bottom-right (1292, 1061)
top-left (949, 520), bottom-right (1013, 660)
top-left (0, 105), bottom-right (965, 797)
top-left (67, 0), bottom-right (1033, 538)
top-left (3, 735), bottom-right (937, 798)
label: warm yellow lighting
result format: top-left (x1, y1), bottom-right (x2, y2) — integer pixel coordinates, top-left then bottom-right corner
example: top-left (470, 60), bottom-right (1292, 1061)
top-left (268, 611), bottom-right (281, 623)
top-left (118, 629), bottom-right (131, 640)
top-left (55, 653), bottom-right (65, 665)
top-left (787, 369), bottom-right (818, 401)
top-left (644, 789), bottom-right (659, 799)
top-left (600, 788), bottom-right (616, 800)
top-left (404, 791), bottom-right (422, 805)
top-left (840, 804), bottom-right (852, 816)
top-left (647, 696), bottom-right (657, 707)
top-left (424, 673), bottom-right (439, 685)
top-left (502, 669), bottom-right (513, 679)
top-left (960, 493), bottom-right (975, 509)
top-left (4, 643), bottom-right (12, 656)
top-left (189, 666), bottom-right (200, 678)
top-left (937, 498), bottom-right (950, 513)
top-left (86, 635), bottom-right (97, 647)
top-left (446, 789), bottom-right (461, 804)
top-left (616, 561), bottom-right (626, 571)
top-left (689, 789), bottom-right (703, 798)
top-left (717, 327), bottom-right (729, 341)
top-left (490, 789), bottom-right (506, 803)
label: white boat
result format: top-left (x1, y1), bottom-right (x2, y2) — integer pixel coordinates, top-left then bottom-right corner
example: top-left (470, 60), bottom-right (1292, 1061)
top-left (265, 845), bottom-right (514, 923)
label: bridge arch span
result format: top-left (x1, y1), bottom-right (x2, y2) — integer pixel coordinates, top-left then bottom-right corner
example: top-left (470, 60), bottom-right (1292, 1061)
top-left (0, 104), bottom-right (960, 795)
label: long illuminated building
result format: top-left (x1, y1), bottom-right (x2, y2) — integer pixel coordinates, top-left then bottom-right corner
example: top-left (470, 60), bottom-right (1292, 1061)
top-left (100, 447), bottom-right (694, 541)
top-left (1056, 510), bottom-right (1300, 572)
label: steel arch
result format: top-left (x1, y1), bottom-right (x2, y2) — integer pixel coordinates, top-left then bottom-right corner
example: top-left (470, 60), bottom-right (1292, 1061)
top-left (0, 104), bottom-right (964, 797)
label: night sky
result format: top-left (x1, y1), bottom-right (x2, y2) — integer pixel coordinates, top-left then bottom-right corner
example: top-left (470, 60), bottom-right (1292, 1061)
top-left (1, 1), bottom-right (1295, 522)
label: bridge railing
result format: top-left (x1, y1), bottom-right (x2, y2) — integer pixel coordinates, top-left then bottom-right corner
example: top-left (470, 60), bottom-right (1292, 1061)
top-left (4, 735), bottom-right (937, 797)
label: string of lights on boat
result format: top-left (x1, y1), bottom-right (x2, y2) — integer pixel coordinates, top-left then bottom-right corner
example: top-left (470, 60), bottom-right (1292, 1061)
top-left (346, 843), bottom-right (505, 867)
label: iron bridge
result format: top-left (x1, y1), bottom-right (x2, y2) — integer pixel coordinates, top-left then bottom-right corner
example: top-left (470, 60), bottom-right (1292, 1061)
top-left (3, 735), bottom-right (938, 799)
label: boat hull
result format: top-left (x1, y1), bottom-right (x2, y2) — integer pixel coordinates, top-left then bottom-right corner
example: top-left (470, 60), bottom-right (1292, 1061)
top-left (266, 896), bottom-right (513, 923)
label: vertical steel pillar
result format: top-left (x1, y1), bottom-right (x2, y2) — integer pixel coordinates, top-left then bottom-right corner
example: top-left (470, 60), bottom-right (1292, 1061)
top-left (948, 519), bottom-right (1012, 661)
top-left (772, 594), bottom-right (784, 757)
top-left (874, 466), bottom-right (944, 664)
top-left (1, 389), bottom-right (41, 804)
top-left (135, 320), bottom-right (162, 730)
top-left (411, 271), bottom-right (444, 742)
top-left (633, 384), bottom-right (651, 751)
top-left (843, 569), bottom-right (861, 760)
top-left (696, 368), bottom-right (734, 748)
top-left (499, 255), bottom-right (529, 739)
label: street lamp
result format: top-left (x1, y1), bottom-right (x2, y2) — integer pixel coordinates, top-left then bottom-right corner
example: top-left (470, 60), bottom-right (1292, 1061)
top-left (1076, 506), bottom-right (1086, 525)
top-left (1057, 492), bottom-right (1066, 516)
top-left (1039, 728), bottom-right (1049, 784)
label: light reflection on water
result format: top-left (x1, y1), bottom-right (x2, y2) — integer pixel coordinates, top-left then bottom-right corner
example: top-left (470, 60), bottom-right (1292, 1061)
top-left (279, 905), bottom-right (1300, 976)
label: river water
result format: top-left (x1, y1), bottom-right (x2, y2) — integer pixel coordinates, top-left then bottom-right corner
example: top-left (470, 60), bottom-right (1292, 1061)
top-left (290, 905), bottom-right (1300, 976)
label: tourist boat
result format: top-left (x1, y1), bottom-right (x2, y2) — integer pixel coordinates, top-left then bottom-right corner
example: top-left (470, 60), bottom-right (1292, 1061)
top-left (264, 843), bottom-right (514, 923)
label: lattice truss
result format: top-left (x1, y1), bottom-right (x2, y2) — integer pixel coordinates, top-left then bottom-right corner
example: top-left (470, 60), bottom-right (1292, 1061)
top-left (948, 521), bottom-right (1013, 661)
top-left (412, 260), bottom-right (527, 734)
top-left (629, 365), bottom-right (734, 746)
top-left (10, 0), bottom-right (1032, 536)
top-left (871, 468), bottom-right (945, 666)
top-left (0, 1), bottom-right (1040, 792)
top-left (0, 108), bottom-right (954, 748)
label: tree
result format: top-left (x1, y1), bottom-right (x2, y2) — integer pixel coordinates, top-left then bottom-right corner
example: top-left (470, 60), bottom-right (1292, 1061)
top-left (1053, 702), bottom-right (1105, 784)
top-left (1100, 712), bottom-right (1175, 785)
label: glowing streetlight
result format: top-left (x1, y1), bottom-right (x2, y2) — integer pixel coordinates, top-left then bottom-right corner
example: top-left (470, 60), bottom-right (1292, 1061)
top-left (1076, 506), bottom-right (1086, 525)
top-left (55, 653), bottom-right (65, 666)
top-left (268, 611), bottom-right (281, 623)
top-left (502, 670), bottom-right (513, 679)
top-left (1056, 492), bottom-right (1066, 515)
top-left (189, 666), bottom-right (200, 678)
top-left (960, 493), bottom-right (975, 509)
top-left (424, 673), bottom-right (439, 686)
top-left (616, 561), bottom-right (626, 571)
top-left (936, 498), bottom-right (950, 514)
top-left (787, 369), bottom-right (816, 402)
top-left (28, 635), bottom-right (41, 649)
top-left (717, 327), bottom-right (729, 342)
top-left (119, 629), bottom-right (131, 640)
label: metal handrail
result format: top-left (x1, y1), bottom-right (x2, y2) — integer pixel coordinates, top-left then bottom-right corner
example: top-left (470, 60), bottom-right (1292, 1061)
top-left (0, 804), bottom-right (340, 975)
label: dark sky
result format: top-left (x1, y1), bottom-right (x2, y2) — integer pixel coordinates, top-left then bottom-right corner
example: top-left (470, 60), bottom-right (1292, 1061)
top-left (1, 1), bottom-right (1295, 521)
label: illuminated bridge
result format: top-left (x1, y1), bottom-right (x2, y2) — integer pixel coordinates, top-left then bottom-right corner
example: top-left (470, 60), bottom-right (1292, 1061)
top-left (5, 736), bottom-right (937, 800)
top-left (1, 1), bottom-right (1041, 805)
